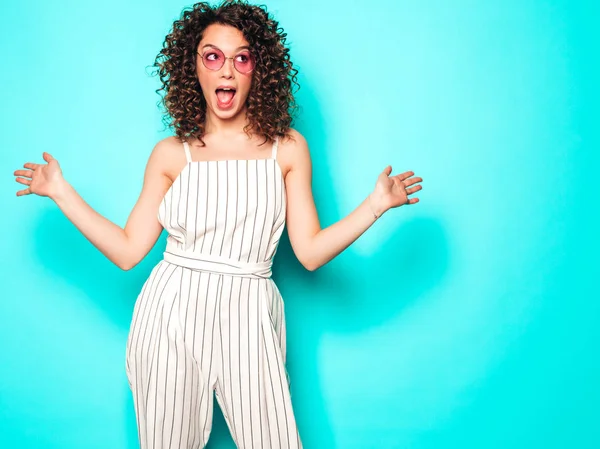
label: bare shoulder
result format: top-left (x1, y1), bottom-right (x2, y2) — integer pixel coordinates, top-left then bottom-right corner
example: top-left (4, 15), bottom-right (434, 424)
top-left (280, 128), bottom-right (308, 150)
top-left (150, 135), bottom-right (184, 162)
top-left (278, 128), bottom-right (311, 177)
top-left (147, 135), bottom-right (187, 183)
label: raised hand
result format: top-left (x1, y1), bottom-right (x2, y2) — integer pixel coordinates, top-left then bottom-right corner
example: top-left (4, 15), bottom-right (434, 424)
top-left (14, 152), bottom-right (65, 198)
top-left (370, 165), bottom-right (423, 216)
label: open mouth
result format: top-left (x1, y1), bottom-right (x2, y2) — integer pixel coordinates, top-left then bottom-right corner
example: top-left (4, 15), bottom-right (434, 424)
top-left (216, 87), bottom-right (236, 109)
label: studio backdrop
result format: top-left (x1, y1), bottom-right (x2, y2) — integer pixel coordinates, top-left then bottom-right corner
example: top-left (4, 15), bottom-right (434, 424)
top-left (1, 0), bottom-right (598, 448)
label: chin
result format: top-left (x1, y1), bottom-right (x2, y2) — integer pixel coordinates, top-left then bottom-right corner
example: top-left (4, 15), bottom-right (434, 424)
top-left (211, 102), bottom-right (248, 121)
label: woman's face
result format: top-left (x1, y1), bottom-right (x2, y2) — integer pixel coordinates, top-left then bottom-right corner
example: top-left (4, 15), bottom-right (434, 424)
top-left (196, 24), bottom-right (254, 122)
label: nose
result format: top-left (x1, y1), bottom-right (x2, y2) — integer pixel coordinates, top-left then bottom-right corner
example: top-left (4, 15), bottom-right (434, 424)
top-left (221, 57), bottom-right (234, 79)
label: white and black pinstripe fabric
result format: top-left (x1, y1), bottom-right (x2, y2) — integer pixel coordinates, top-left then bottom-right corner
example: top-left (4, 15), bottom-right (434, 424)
top-left (125, 138), bottom-right (302, 449)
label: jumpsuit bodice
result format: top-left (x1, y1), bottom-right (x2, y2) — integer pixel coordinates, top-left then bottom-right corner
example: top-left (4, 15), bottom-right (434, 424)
top-left (157, 139), bottom-right (286, 278)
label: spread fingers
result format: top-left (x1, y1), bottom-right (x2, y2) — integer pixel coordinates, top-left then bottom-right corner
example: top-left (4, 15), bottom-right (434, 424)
top-left (14, 169), bottom-right (33, 179)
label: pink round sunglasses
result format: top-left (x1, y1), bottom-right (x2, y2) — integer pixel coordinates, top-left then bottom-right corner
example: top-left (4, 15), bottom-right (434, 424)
top-left (197, 47), bottom-right (255, 74)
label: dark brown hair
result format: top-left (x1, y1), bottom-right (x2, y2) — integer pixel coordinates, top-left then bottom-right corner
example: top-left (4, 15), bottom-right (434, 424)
top-left (153, 0), bottom-right (299, 144)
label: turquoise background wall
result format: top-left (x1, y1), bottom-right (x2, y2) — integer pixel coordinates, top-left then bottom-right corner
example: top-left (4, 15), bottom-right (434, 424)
top-left (1, 0), bottom-right (598, 448)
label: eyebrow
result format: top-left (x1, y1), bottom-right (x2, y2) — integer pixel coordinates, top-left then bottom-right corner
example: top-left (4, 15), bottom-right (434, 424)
top-left (201, 43), bottom-right (250, 51)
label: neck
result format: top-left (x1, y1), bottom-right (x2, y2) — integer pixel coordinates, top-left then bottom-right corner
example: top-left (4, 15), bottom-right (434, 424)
top-left (204, 107), bottom-right (250, 136)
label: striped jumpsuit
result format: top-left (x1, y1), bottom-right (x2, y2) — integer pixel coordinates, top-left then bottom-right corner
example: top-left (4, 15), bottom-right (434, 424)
top-left (125, 138), bottom-right (302, 449)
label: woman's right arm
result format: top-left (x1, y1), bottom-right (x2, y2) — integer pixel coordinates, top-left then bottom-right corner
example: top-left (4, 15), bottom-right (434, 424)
top-left (14, 137), bottom-right (180, 271)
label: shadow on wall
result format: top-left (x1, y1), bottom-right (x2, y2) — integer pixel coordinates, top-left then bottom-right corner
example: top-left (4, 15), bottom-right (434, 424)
top-left (32, 208), bottom-right (165, 329)
top-left (33, 211), bottom-right (176, 448)
top-left (271, 73), bottom-right (450, 447)
top-left (272, 216), bottom-right (448, 448)
top-left (330, 215), bottom-right (450, 332)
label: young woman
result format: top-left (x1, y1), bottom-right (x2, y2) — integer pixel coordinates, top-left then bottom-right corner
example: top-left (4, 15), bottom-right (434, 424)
top-left (13, 1), bottom-right (422, 448)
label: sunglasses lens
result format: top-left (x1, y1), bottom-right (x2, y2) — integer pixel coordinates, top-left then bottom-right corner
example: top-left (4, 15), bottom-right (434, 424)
top-left (202, 50), bottom-right (224, 70)
top-left (233, 52), bottom-right (255, 73)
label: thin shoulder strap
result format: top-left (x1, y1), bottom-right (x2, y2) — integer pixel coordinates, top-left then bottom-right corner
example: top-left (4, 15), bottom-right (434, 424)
top-left (271, 136), bottom-right (279, 160)
top-left (182, 141), bottom-right (192, 163)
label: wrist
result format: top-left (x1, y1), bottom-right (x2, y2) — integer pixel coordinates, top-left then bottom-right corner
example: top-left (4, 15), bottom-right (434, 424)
top-left (368, 192), bottom-right (387, 219)
top-left (50, 178), bottom-right (71, 203)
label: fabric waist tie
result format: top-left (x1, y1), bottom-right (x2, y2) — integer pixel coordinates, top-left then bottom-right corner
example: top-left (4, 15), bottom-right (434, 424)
top-left (163, 243), bottom-right (272, 279)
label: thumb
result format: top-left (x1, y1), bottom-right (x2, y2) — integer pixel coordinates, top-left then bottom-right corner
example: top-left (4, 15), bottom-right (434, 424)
top-left (43, 152), bottom-right (54, 162)
top-left (382, 165), bottom-right (392, 176)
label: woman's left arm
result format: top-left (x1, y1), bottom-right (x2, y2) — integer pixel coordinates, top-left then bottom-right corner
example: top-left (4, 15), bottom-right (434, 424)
top-left (283, 130), bottom-right (423, 271)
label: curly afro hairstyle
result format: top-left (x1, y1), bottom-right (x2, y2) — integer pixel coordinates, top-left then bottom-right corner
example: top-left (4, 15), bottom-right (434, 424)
top-left (153, 0), bottom-right (299, 144)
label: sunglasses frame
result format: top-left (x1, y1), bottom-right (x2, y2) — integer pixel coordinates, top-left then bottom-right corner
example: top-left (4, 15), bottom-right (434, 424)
top-left (197, 48), bottom-right (256, 74)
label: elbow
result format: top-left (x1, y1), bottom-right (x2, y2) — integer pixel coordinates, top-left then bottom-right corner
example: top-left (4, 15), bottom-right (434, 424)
top-left (301, 257), bottom-right (321, 272)
top-left (304, 263), bottom-right (318, 272)
top-left (118, 257), bottom-right (140, 271)
top-left (118, 261), bottom-right (134, 271)
top-left (295, 242), bottom-right (323, 271)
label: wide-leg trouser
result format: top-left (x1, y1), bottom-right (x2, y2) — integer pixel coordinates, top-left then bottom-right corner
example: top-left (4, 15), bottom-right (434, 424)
top-left (125, 260), bottom-right (302, 449)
